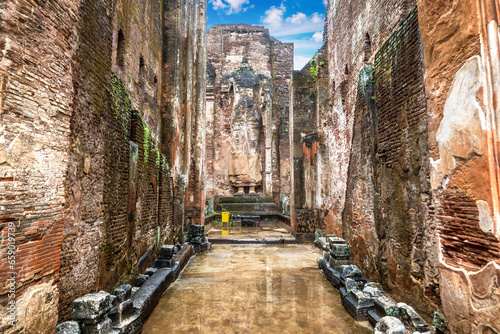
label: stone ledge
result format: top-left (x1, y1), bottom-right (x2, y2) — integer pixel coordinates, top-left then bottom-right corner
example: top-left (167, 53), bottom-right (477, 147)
top-left (210, 238), bottom-right (297, 244)
top-left (58, 243), bottom-right (195, 334)
top-left (131, 266), bottom-right (176, 321)
top-left (131, 242), bottom-right (196, 322)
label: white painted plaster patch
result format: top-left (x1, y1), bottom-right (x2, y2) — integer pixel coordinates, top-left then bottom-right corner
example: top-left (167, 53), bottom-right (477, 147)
top-left (432, 56), bottom-right (486, 190)
top-left (476, 200), bottom-right (495, 234)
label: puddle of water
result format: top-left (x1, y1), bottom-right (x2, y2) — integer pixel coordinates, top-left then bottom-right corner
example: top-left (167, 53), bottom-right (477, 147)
top-left (208, 223), bottom-right (294, 240)
top-left (143, 244), bottom-right (372, 334)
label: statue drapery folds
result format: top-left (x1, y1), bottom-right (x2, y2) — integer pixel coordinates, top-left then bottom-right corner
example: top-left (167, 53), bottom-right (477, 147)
top-left (223, 63), bottom-right (273, 196)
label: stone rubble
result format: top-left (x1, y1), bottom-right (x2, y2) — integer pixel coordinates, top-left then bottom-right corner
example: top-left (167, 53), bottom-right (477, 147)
top-left (72, 291), bottom-right (115, 324)
top-left (134, 275), bottom-right (149, 288)
top-left (316, 232), bottom-right (431, 333)
top-left (187, 224), bottom-right (212, 253)
top-left (374, 316), bottom-right (406, 334)
top-left (56, 243), bottom-right (196, 334)
top-left (56, 321), bottom-right (81, 334)
top-left (111, 285), bottom-right (132, 304)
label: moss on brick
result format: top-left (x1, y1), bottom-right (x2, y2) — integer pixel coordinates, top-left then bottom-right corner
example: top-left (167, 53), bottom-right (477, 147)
top-left (143, 122), bottom-right (151, 164)
top-left (110, 73), bottom-right (132, 140)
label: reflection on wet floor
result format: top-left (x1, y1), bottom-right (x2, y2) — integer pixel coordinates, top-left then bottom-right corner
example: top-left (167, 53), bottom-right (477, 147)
top-left (142, 244), bottom-right (372, 334)
top-left (207, 221), bottom-right (295, 240)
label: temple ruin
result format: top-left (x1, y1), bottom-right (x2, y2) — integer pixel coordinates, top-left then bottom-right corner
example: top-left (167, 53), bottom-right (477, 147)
top-left (0, 0), bottom-right (498, 333)
top-left (205, 24), bottom-right (293, 202)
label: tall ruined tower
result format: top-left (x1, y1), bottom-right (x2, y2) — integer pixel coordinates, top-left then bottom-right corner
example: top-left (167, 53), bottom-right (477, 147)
top-left (205, 24), bottom-right (293, 209)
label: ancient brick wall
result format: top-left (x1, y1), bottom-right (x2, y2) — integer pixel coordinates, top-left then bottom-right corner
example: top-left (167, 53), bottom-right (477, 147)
top-left (314, 46), bottom-right (332, 228)
top-left (54, 0), bottom-right (117, 324)
top-left (207, 25), bottom-right (276, 77)
top-left (59, 68), bottom-right (175, 322)
top-left (418, 0), bottom-right (500, 331)
top-left (184, 0), bottom-right (207, 225)
top-left (343, 7), bottom-right (438, 318)
top-left (325, 0), bottom-right (416, 232)
top-left (321, 0), bottom-right (500, 330)
top-left (342, 66), bottom-right (380, 283)
top-left (271, 39), bottom-right (293, 198)
top-left (0, 0), bottom-right (83, 332)
top-left (0, 0), bottom-right (207, 332)
top-left (290, 44), bottom-right (330, 231)
top-left (291, 68), bottom-right (317, 210)
top-left (205, 25), bottom-right (292, 205)
top-left (112, 0), bottom-right (163, 142)
top-left (373, 7), bottom-right (434, 312)
top-left (57, 0), bottom-right (176, 321)
top-left (205, 67), bottom-right (216, 200)
top-left (296, 209), bottom-right (326, 234)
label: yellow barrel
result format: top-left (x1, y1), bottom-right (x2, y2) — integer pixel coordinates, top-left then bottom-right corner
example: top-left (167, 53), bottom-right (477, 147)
top-left (221, 212), bottom-right (230, 235)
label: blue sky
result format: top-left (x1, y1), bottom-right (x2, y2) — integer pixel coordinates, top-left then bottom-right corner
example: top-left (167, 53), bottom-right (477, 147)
top-left (207, 0), bottom-right (327, 70)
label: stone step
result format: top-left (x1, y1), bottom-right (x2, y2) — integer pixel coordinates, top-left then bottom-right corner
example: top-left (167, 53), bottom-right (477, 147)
top-left (209, 237), bottom-right (297, 244)
top-left (218, 196), bottom-right (275, 203)
top-left (218, 202), bottom-right (278, 213)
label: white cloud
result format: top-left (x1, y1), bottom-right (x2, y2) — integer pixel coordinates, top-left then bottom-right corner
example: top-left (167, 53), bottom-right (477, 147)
top-left (260, 4), bottom-right (325, 69)
top-left (311, 12), bottom-right (323, 24)
top-left (210, 0), bottom-right (227, 10)
top-left (226, 0), bottom-right (250, 14)
top-left (261, 4), bottom-right (286, 28)
top-left (312, 31), bottom-right (323, 43)
top-left (286, 12), bottom-right (307, 24)
top-left (261, 5), bottom-right (325, 37)
top-left (323, 0), bottom-right (328, 6)
top-left (294, 56), bottom-right (311, 70)
top-left (209, 0), bottom-right (251, 14)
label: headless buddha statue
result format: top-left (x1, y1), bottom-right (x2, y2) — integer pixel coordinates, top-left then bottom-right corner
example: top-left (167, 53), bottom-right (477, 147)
top-left (224, 63), bottom-right (272, 196)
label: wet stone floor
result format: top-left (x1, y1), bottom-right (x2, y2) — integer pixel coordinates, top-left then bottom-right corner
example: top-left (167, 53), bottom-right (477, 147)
top-left (142, 244), bottom-right (372, 333)
top-left (207, 223), bottom-right (295, 240)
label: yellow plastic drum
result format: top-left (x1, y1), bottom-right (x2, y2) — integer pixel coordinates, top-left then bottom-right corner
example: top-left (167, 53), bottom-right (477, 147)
top-left (221, 212), bottom-right (230, 235)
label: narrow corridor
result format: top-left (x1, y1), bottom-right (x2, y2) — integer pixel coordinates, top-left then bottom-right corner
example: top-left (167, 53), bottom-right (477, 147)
top-left (143, 244), bottom-right (371, 333)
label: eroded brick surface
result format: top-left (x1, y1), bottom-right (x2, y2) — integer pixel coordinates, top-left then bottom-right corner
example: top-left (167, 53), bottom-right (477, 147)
top-left (0, 0), bottom-right (206, 332)
top-left (324, 0), bottom-right (416, 233)
top-left (418, 0), bottom-right (500, 331)
top-left (0, 1), bottom-right (80, 333)
top-left (343, 8), bottom-right (438, 315)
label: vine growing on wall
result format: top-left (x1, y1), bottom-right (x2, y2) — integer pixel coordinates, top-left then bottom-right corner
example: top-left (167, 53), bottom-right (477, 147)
top-left (309, 54), bottom-right (325, 81)
top-left (309, 59), bottom-right (319, 81)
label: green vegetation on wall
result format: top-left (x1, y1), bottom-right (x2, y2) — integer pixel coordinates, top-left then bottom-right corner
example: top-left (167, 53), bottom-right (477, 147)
top-left (309, 59), bottom-right (319, 81)
top-left (110, 73), bottom-right (132, 139)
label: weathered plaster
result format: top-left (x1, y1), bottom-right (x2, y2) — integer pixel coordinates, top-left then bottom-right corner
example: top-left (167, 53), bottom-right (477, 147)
top-left (432, 56), bottom-right (485, 190)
